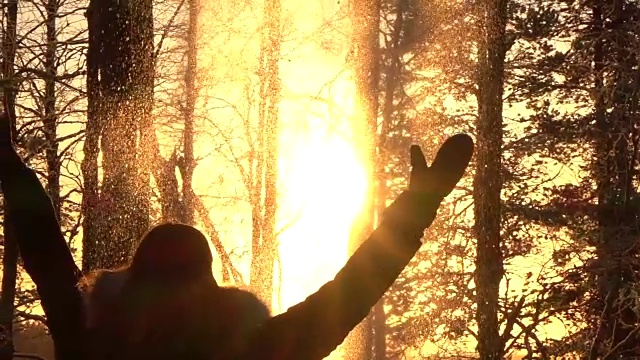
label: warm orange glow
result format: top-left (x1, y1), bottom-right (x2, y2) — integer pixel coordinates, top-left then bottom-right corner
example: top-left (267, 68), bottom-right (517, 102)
top-left (195, 3), bottom-right (366, 358)
top-left (276, 130), bottom-right (368, 313)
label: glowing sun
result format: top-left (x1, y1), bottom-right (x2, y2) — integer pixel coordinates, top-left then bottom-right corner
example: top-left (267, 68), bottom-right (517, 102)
top-left (276, 131), bottom-right (368, 313)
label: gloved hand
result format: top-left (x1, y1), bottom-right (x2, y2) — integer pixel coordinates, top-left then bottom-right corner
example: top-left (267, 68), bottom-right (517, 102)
top-left (0, 111), bottom-right (20, 169)
top-left (385, 133), bottom-right (474, 231)
top-left (0, 111), bottom-right (10, 151)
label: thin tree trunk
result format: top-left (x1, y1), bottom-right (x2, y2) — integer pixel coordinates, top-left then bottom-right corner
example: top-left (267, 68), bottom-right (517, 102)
top-left (344, 0), bottom-right (381, 357)
top-left (473, 0), bottom-right (508, 359)
top-left (249, 0), bottom-right (282, 310)
top-left (81, 0), bottom-right (102, 273)
top-left (131, 0), bottom-right (154, 239)
top-left (371, 300), bottom-right (386, 359)
top-left (368, 3), bottom-right (404, 356)
top-left (180, 0), bottom-right (199, 226)
top-left (43, 0), bottom-right (61, 217)
top-left (249, 83), bottom-right (265, 297)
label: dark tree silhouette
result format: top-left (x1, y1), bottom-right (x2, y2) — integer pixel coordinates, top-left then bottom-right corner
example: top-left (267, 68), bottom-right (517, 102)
top-left (82, 0), bottom-right (154, 272)
top-left (0, 0), bottom-right (20, 357)
top-left (473, 1), bottom-right (509, 359)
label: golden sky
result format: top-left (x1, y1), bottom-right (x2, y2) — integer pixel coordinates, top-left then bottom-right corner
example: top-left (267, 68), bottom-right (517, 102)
top-left (8, 0), bottom-right (591, 358)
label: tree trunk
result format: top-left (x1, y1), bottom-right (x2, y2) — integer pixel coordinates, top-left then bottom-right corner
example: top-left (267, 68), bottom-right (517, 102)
top-left (130, 0), bottom-right (154, 238)
top-left (344, 0), bottom-right (381, 357)
top-left (473, 1), bottom-right (508, 359)
top-left (249, 0), bottom-right (282, 310)
top-left (371, 300), bottom-right (386, 359)
top-left (368, 3), bottom-right (405, 357)
top-left (0, 0), bottom-right (19, 357)
top-left (81, 0), bottom-right (102, 273)
top-left (83, 0), bottom-right (134, 271)
top-left (152, 0), bottom-right (197, 226)
top-left (0, 0), bottom-right (19, 360)
top-left (590, 0), bottom-right (640, 357)
top-left (82, 0), bottom-right (153, 271)
top-left (179, 0), bottom-right (199, 226)
top-left (43, 0), bottom-right (61, 217)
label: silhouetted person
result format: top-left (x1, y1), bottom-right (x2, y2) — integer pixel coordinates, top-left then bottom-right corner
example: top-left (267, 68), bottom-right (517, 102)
top-left (0, 110), bottom-right (473, 360)
top-left (82, 223), bottom-right (271, 359)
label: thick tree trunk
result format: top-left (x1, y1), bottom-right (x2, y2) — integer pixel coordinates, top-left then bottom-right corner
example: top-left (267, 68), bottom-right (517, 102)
top-left (92, 0), bottom-right (139, 270)
top-left (473, 0), bottom-right (508, 359)
top-left (83, 0), bottom-right (131, 271)
top-left (82, 0), bottom-right (153, 271)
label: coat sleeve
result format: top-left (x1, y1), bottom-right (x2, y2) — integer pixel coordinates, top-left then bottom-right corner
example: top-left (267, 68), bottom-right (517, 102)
top-left (245, 192), bottom-right (433, 360)
top-left (0, 156), bottom-right (86, 360)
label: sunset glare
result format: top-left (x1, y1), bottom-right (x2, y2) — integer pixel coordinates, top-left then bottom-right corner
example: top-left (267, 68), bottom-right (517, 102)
top-left (277, 130), bottom-right (369, 312)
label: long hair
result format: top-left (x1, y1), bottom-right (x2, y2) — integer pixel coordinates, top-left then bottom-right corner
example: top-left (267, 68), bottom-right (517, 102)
top-left (84, 224), bottom-right (218, 359)
top-left (82, 223), bottom-right (270, 360)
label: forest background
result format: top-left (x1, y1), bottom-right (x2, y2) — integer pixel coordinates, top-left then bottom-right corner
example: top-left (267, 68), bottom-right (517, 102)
top-left (0, 0), bottom-right (638, 359)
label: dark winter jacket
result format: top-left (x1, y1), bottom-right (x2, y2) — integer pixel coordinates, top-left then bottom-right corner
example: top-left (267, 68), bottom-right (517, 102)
top-left (1, 156), bottom-right (434, 360)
